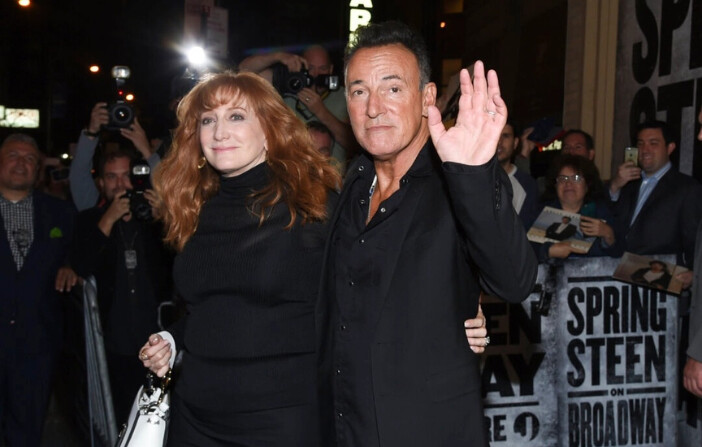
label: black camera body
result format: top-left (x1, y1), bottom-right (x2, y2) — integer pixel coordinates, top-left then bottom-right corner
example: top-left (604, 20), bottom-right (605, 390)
top-left (123, 160), bottom-right (152, 221)
top-left (273, 64), bottom-right (339, 96)
top-left (104, 101), bottom-right (135, 131)
top-left (102, 66), bottom-right (135, 131)
top-left (283, 69), bottom-right (314, 94)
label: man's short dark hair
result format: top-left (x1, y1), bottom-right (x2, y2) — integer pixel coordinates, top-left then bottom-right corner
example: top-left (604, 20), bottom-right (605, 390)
top-left (563, 129), bottom-right (594, 150)
top-left (636, 120), bottom-right (674, 145)
top-left (1, 133), bottom-right (41, 154)
top-left (96, 145), bottom-right (139, 179)
top-left (504, 119), bottom-right (519, 136)
top-left (307, 120), bottom-right (335, 144)
top-left (344, 21), bottom-right (431, 89)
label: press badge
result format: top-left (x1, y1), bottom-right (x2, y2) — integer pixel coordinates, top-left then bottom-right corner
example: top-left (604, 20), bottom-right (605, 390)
top-left (124, 249), bottom-right (137, 270)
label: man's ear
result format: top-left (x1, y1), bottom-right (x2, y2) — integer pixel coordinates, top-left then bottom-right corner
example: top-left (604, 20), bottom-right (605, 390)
top-left (422, 82), bottom-right (437, 118)
top-left (666, 142), bottom-right (676, 156)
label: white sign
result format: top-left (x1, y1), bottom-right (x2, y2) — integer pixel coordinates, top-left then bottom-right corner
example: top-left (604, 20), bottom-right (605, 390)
top-left (349, 0), bottom-right (373, 42)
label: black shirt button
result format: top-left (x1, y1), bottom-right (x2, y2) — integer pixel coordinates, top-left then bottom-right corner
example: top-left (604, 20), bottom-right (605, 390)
top-left (336, 369), bottom-right (341, 375)
top-left (359, 198), bottom-right (366, 205)
top-left (340, 324), bottom-right (347, 331)
top-left (349, 280), bottom-right (355, 286)
top-left (380, 207), bottom-right (386, 213)
top-left (359, 238), bottom-right (365, 244)
top-left (338, 412), bottom-right (344, 418)
top-left (401, 178), bottom-right (408, 184)
top-left (358, 165), bottom-right (365, 171)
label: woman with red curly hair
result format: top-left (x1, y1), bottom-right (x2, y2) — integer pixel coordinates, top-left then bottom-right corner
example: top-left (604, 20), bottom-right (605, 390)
top-left (138, 71), bottom-right (339, 445)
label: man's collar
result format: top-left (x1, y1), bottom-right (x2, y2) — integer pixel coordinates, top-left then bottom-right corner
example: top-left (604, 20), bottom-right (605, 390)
top-left (642, 161), bottom-right (672, 181)
top-left (353, 138), bottom-right (435, 180)
top-left (0, 189), bottom-right (33, 204)
top-left (405, 139), bottom-right (437, 177)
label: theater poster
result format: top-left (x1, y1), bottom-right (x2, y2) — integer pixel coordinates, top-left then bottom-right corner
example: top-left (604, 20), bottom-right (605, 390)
top-left (613, 0), bottom-right (702, 181)
top-left (482, 257), bottom-right (681, 446)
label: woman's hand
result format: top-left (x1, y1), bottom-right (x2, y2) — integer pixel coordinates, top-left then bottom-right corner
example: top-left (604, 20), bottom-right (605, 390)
top-left (139, 333), bottom-right (172, 378)
top-left (465, 303), bottom-right (488, 354)
top-left (580, 216), bottom-right (615, 246)
top-left (548, 241), bottom-right (579, 258)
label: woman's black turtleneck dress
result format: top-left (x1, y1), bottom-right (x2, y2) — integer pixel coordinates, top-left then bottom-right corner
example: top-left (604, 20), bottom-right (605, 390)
top-left (166, 163), bottom-right (329, 446)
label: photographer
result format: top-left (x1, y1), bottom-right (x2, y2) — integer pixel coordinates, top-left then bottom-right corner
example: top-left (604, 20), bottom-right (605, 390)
top-left (239, 45), bottom-right (358, 174)
top-left (70, 101), bottom-right (161, 210)
top-left (70, 145), bottom-right (172, 422)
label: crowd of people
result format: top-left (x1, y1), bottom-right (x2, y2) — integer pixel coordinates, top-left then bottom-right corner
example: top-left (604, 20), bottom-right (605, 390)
top-left (1, 19), bottom-right (701, 446)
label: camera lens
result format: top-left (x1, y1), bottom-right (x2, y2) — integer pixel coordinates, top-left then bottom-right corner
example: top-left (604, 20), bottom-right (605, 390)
top-left (107, 103), bottom-right (135, 129)
top-left (286, 73), bottom-right (306, 93)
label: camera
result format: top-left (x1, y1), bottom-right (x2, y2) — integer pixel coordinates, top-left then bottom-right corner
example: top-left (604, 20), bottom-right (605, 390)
top-left (103, 65), bottom-right (135, 131)
top-left (283, 69), bottom-right (314, 94)
top-left (49, 167), bottom-right (70, 182)
top-left (273, 64), bottom-right (339, 96)
top-left (123, 160), bottom-right (152, 221)
top-left (105, 101), bottom-right (134, 130)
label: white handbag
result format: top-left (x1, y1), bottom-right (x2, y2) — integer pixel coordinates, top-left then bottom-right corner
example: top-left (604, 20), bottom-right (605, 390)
top-left (116, 331), bottom-right (176, 447)
top-left (116, 371), bottom-right (171, 446)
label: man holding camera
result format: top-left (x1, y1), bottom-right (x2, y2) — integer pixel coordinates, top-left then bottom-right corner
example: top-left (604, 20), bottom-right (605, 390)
top-left (70, 101), bottom-right (161, 211)
top-left (239, 45), bottom-right (357, 173)
top-left (70, 146), bottom-right (172, 422)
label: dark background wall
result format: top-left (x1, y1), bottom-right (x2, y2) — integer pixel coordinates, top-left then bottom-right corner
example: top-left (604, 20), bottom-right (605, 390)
top-left (0, 0), bottom-right (568, 159)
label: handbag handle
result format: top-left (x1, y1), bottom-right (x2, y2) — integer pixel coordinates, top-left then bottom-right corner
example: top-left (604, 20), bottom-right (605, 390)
top-left (144, 368), bottom-right (172, 405)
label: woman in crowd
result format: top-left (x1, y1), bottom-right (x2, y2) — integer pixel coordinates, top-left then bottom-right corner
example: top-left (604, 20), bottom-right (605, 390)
top-left (536, 154), bottom-right (623, 261)
top-left (137, 71), bottom-right (340, 445)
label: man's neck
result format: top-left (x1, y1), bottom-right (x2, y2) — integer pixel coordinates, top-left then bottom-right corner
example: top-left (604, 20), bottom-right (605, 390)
top-left (642, 161), bottom-right (671, 179)
top-left (0, 188), bottom-right (31, 202)
top-left (373, 137), bottom-right (426, 201)
top-left (500, 160), bottom-right (514, 174)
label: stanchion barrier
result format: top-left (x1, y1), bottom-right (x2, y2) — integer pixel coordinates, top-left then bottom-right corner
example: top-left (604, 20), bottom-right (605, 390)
top-left (83, 276), bottom-right (118, 446)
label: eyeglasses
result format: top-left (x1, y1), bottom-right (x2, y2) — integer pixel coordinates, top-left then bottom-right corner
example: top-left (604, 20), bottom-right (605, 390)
top-left (555, 174), bottom-right (584, 184)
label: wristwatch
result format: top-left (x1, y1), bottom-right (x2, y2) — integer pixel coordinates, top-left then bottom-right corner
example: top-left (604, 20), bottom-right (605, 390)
top-left (82, 129), bottom-right (100, 138)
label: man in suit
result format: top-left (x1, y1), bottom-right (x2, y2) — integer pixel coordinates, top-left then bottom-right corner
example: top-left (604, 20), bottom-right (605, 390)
top-left (682, 106), bottom-right (702, 398)
top-left (0, 133), bottom-right (76, 446)
top-left (545, 215), bottom-right (577, 241)
top-left (497, 121), bottom-right (539, 229)
top-left (318, 21), bottom-right (537, 446)
top-left (631, 260), bottom-right (672, 290)
top-left (608, 120), bottom-right (702, 267)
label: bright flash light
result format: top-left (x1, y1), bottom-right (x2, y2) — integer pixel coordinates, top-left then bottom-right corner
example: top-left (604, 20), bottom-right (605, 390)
top-left (18, 0), bottom-right (30, 7)
top-left (440, 22), bottom-right (446, 28)
top-left (186, 46), bottom-right (208, 68)
top-left (125, 93), bottom-right (135, 101)
top-left (89, 65), bottom-right (100, 73)
top-left (60, 153), bottom-right (69, 160)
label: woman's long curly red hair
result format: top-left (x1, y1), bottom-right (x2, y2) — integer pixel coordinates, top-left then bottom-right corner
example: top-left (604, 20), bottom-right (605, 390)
top-left (155, 71), bottom-right (341, 251)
